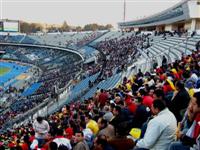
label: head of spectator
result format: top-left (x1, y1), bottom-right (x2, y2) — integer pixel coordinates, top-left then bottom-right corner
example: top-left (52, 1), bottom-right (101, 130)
top-left (49, 142), bottom-right (58, 150)
top-left (113, 106), bottom-right (121, 116)
top-left (151, 99), bottom-right (166, 115)
top-left (103, 105), bottom-right (110, 113)
top-left (153, 89), bottom-right (165, 100)
top-left (94, 134), bottom-right (114, 150)
top-left (75, 131), bottom-right (85, 143)
top-left (189, 92), bottom-right (200, 115)
top-left (175, 81), bottom-right (185, 91)
top-left (36, 116), bottom-right (43, 124)
top-left (58, 145), bottom-right (69, 150)
top-left (85, 113), bottom-right (92, 124)
top-left (56, 128), bottom-right (64, 137)
top-left (97, 118), bottom-right (108, 130)
top-left (139, 89), bottom-right (147, 97)
top-left (134, 96), bottom-right (143, 105)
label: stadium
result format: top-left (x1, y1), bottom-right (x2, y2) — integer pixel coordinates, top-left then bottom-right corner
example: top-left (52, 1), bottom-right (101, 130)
top-left (0, 0), bottom-right (200, 149)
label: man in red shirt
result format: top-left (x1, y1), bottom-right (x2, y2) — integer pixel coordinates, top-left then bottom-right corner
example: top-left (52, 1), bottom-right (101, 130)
top-left (98, 89), bottom-right (109, 108)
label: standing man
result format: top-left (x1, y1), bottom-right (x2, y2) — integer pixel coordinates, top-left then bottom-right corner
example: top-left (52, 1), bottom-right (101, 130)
top-left (33, 116), bottom-right (50, 147)
top-left (74, 131), bottom-right (90, 150)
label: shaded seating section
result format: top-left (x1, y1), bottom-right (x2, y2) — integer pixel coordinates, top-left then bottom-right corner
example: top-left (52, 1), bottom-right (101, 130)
top-left (67, 72), bottom-right (100, 101)
top-left (21, 83), bottom-right (41, 96)
top-left (81, 73), bottom-right (122, 101)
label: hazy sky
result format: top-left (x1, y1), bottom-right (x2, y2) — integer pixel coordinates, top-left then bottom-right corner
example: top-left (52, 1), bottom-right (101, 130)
top-left (1, 0), bottom-right (182, 27)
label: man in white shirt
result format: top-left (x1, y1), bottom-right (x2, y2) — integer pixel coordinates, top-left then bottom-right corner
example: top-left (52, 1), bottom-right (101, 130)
top-left (135, 99), bottom-right (177, 150)
top-left (33, 116), bottom-right (50, 147)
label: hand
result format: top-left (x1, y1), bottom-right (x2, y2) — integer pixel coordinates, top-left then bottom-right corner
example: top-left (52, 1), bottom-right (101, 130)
top-left (176, 130), bottom-right (183, 140)
top-left (173, 91), bottom-right (178, 97)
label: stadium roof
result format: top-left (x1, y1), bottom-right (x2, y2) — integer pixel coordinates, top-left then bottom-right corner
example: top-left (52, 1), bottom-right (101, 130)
top-left (118, 0), bottom-right (200, 28)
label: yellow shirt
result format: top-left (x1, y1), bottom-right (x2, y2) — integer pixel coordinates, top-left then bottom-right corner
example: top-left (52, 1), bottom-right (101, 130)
top-left (86, 119), bottom-right (99, 135)
top-left (188, 88), bottom-right (195, 97)
top-left (126, 83), bottom-right (132, 91)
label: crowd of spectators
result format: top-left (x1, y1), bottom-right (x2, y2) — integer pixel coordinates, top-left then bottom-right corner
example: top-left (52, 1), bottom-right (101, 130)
top-left (0, 31), bottom-right (104, 49)
top-left (0, 46), bottom-right (83, 130)
top-left (95, 34), bottom-right (147, 79)
top-left (0, 46), bottom-right (199, 150)
top-left (71, 32), bottom-right (104, 49)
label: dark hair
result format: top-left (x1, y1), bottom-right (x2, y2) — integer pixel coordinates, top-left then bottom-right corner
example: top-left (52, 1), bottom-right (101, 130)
top-left (36, 116), bottom-right (43, 123)
top-left (75, 130), bottom-right (84, 137)
top-left (30, 130), bottom-right (35, 136)
top-left (0, 145), bottom-right (5, 150)
top-left (153, 99), bottom-right (166, 111)
top-left (96, 136), bottom-right (108, 148)
top-left (193, 92), bottom-right (200, 107)
top-left (58, 145), bottom-right (69, 150)
top-left (154, 89), bottom-right (165, 99)
top-left (176, 81), bottom-right (185, 90)
top-left (134, 96), bottom-right (143, 103)
top-left (23, 134), bottom-right (30, 144)
top-left (100, 118), bottom-right (108, 126)
top-left (110, 103), bottom-right (115, 109)
top-left (114, 105), bottom-right (121, 113)
top-left (139, 89), bottom-right (147, 96)
top-left (79, 121), bottom-right (86, 129)
top-left (56, 128), bottom-right (64, 136)
top-left (49, 142), bottom-right (58, 150)
top-left (118, 100), bottom-right (124, 106)
top-left (85, 113), bottom-right (92, 119)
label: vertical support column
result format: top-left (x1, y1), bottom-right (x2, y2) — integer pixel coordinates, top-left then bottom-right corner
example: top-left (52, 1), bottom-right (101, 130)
top-left (191, 19), bottom-right (196, 31)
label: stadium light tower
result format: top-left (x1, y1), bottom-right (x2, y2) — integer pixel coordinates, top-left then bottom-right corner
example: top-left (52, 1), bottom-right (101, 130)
top-left (123, 0), bottom-right (126, 22)
top-left (0, 0), bottom-right (2, 20)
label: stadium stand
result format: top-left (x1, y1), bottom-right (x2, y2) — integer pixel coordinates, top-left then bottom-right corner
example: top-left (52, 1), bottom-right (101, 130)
top-left (0, 0), bottom-right (200, 148)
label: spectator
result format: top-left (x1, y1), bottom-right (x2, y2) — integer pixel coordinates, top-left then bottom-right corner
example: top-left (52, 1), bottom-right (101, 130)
top-left (132, 97), bottom-right (151, 128)
top-left (139, 89), bottom-right (154, 109)
top-left (168, 92), bottom-right (200, 150)
top-left (108, 122), bottom-right (135, 150)
top-left (49, 142), bottom-right (58, 150)
top-left (53, 128), bottom-right (72, 150)
top-left (74, 131), bottom-right (90, 150)
top-left (85, 114), bottom-right (99, 135)
top-left (97, 117), bottom-right (115, 139)
top-left (162, 56), bottom-right (167, 68)
top-left (103, 105), bottom-right (114, 122)
top-left (170, 81), bottom-right (190, 122)
top-left (135, 99), bottom-right (177, 150)
top-left (110, 105), bottom-right (126, 130)
top-left (33, 116), bottom-right (50, 147)
top-left (93, 135), bottom-right (115, 150)
top-left (98, 89), bottom-right (109, 108)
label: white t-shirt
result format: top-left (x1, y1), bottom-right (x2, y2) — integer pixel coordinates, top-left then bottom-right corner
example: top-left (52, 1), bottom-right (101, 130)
top-left (53, 137), bottom-right (72, 150)
top-left (33, 120), bottom-right (50, 138)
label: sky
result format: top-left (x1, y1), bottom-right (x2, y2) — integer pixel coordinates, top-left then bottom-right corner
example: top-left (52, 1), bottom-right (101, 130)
top-left (1, 0), bottom-right (182, 27)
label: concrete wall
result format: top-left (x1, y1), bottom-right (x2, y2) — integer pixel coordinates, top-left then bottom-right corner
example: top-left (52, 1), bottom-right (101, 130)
top-left (188, 0), bottom-right (200, 18)
top-left (196, 19), bottom-right (200, 29)
top-left (165, 24), bottom-right (173, 31)
top-left (184, 20), bottom-right (192, 30)
top-left (134, 27), bottom-right (139, 32)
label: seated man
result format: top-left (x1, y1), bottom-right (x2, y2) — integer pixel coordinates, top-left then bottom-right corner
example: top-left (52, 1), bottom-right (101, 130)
top-left (168, 92), bottom-right (200, 150)
top-left (135, 99), bottom-right (177, 150)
